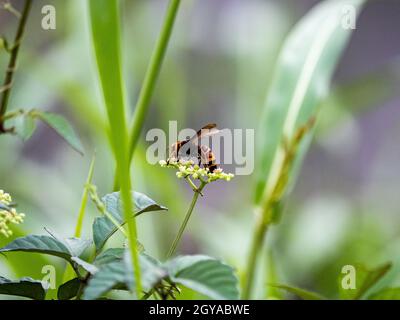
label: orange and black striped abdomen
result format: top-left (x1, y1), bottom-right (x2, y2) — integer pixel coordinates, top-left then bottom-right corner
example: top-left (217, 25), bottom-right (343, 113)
top-left (199, 145), bottom-right (218, 172)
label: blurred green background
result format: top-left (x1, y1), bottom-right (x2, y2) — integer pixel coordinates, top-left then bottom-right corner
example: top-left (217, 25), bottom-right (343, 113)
top-left (1, 0), bottom-right (400, 299)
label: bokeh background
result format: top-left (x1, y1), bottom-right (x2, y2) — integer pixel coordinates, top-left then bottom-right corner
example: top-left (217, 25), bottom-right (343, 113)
top-left (1, 0), bottom-right (400, 299)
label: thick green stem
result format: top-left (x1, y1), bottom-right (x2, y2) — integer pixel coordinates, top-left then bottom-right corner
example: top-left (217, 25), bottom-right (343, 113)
top-left (167, 182), bottom-right (205, 259)
top-left (0, 0), bottom-right (32, 132)
top-left (113, 0), bottom-right (181, 191)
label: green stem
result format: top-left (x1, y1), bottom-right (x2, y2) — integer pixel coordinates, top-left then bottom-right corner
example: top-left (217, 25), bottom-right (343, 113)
top-left (0, 0), bottom-right (32, 132)
top-left (113, 0), bottom-right (181, 191)
top-left (74, 156), bottom-right (96, 238)
top-left (167, 181), bottom-right (206, 259)
top-left (242, 212), bottom-right (270, 299)
top-left (128, 0), bottom-right (181, 161)
top-left (62, 155), bottom-right (96, 283)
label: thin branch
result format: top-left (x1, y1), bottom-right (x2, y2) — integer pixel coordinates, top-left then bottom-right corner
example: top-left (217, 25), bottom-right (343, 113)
top-left (0, 0), bottom-right (32, 132)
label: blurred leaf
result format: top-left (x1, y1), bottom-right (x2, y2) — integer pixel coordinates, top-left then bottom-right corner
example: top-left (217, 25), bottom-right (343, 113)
top-left (0, 276), bottom-right (47, 300)
top-left (0, 202), bottom-right (11, 211)
top-left (34, 111), bottom-right (84, 155)
top-left (0, 234), bottom-right (91, 262)
top-left (368, 287), bottom-right (400, 300)
top-left (167, 255), bottom-right (240, 300)
top-left (265, 251), bottom-right (283, 299)
top-left (93, 191), bottom-right (167, 253)
top-left (57, 278), bottom-right (82, 300)
top-left (14, 113), bottom-right (36, 141)
top-left (339, 263), bottom-right (392, 300)
top-left (269, 283), bottom-right (326, 300)
top-left (254, 0), bottom-right (366, 204)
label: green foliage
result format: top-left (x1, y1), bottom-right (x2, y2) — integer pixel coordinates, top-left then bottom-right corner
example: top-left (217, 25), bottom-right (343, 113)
top-left (338, 263), bottom-right (392, 300)
top-left (0, 233), bottom-right (91, 262)
top-left (368, 287), bottom-right (400, 300)
top-left (269, 284), bottom-right (326, 300)
top-left (92, 191), bottom-right (167, 253)
top-left (254, 0), bottom-right (366, 205)
top-left (167, 255), bottom-right (240, 300)
top-left (0, 276), bottom-right (47, 300)
top-left (0, 189), bottom-right (239, 300)
top-left (10, 109), bottom-right (84, 154)
top-left (88, 0), bottom-right (141, 296)
top-left (57, 278), bottom-right (81, 300)
top-left (34, 111), bottom-right (84, 155)
top-left (14, 113), bottom-right (36, 141)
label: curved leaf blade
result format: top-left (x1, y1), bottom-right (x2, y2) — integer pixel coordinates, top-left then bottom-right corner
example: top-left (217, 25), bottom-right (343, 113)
top-left (93, 191), bottom-right (167, 252)
top-left (0, 234), bottom-right (91, 261)
top-left (0, 276), bottom-right (47, 300)
top-left (57, 278), bottom-right (82, 300)
top-left (254, 0), bottom-right (366, 204)
top-left (339, 263), bottom-right (392, 300)
top-left (34, 111), bottom-right (84, 155)
top-left (167, 255), bottom-right (240, 300)
top-left (269, 283), bottom-right (326, 300)
top-left (368, 287), bottom-right (400, 300)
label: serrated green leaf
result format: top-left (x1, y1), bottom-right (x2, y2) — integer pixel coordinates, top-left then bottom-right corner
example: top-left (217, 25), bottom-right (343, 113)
top-left (167, 255), bottom-right (240, 300)
top-left (254, 0), bottom-right (366, 204)
top-left (57, 278), bottom-right (82, 300)
top-left (339, 263), bottom-right (392, 300)
top-left (14, 113), bottom-right (36, 141)
top-left (83, 252), bottom-right (166, 300)
top-left (269, 283), bottom-right (326, 300)
top-left (0, 234), bottom-right (91, 262)
top-left (34, 111), bottom-right (84, 155)
top-left (368, 287), bottom-right (400, 300)
top-left (0, 276), bottom-right (47, 300)
top-left (93, 191), bottom-right (167, 252)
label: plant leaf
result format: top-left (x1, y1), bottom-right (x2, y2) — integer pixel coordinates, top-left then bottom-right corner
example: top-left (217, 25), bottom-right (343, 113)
top-left (0, 234), bottom-right (91, 262)
top-left (57, 278), bottom-right (82, 300)
top-left (93, 248), bottom-right (125, 266)
top-left (254, 0), bottom-right (366, 204)
top-left (14, 113), bottom-right (36, 141)
top-left (167, 255), bottom-right (240, 300)
top-left (368, 287), bottom-right (400, 300)
top-left (34, 111), bottom-right (84, 155)
top-left (0, 276), bottom-right (47, 300)
top-left (339, 263), bottom-right (392, 300)
top-left (92, 191), bottom-right (167, 252)
top-left (71, 257), bottom-right (99, 275)
top-left (83, 252), bottom-right (166, 300)
top-left (82, 261), bottom-right (128, 300)
top-left (269, 283), bottom-right (326, 300)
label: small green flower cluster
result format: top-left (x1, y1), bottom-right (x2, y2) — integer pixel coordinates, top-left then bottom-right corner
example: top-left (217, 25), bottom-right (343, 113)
top-left (0, 190), bottom-right (25, 237)
top-left (159, 160), bottom-right (234, 182)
